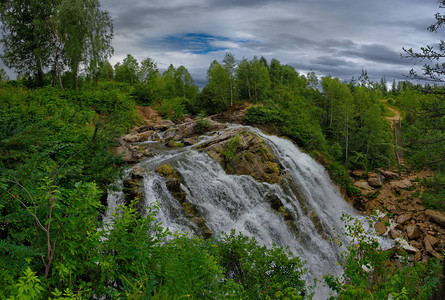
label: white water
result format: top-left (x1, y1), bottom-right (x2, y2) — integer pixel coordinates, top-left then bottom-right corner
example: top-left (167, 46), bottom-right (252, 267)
top-left (108, 126), bottom-right (390, 298)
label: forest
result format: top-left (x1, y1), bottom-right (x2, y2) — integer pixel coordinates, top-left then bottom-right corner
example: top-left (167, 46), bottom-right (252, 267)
top-left (1, 0), bottom-right (445, 299)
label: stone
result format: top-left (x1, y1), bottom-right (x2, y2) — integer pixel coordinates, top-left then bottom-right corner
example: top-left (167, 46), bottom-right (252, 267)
top-left (396, 237), bottom-right (418, 253)
top-left (374, 222), bottom-right (387, 235)
top-left (154, 119), bottom-right (175, 130)
top-left (414, 251), bottom-right (423, 261)
top-left (131, 166), bottom-right (145, 179)
top-left (368, 176), bottom-right (384, 188)
top-left (123, 132), bottom-right (149, 143)
top-left (354, 180), bottom-right (374, 193)
top-left (156, 164), bottom-right (175, 176)
top-left (390, 229), bottom-right (402, 239)
top-left (410, 240), bottom-right (422, 249)
top-left (351, 170), bottom-right (366, 179)
top-left (378, 169), bottom-right (399, 179)
top-left (390, 179), bottom-right (413, 192)
top-left (116, 145), bottom-right (138, 163)
top-left (387, 205), bottom-right (398, 213)
top-left (397, 213), bottom-right (412, 225)
top-left (406, 224), bottom-right (422, 240)
top-left (425, 234), bottom-right (439, 247)
top-left (425, 209), bottom-right (445, 227)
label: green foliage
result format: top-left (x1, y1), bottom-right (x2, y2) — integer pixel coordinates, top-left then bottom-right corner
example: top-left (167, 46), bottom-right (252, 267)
top-left (220, 135), bottom-right (242, 171)
top-left (156, 97), bottom-right (188, 122)
top-left (210, 231), bottom-right (309, 299)
top-left (6, 267), bottom-right (45, 300)
top-left (421, 176), bottom-right (445, 210)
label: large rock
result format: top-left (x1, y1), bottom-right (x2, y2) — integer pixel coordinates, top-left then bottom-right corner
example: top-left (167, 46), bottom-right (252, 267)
top-left (378, 169), bottom-right (399, 179)
top-left (390, 229), bottom-right (402, 239)
top-left (425, 209), bottom-right (445, 227)
top-left (406, 224), bottom-right (421, 240)
top-left (123, 132), bottom-right (151, 143)
top-left (397, 213), bottom-right (412, 225)
top-left (354, 180), bottom-right (374, 193)
top-left (368, 172), bottom-right (384, 188)
top-left (374, 222), bottom-right (387, 235)
top-left (154, 119), bottom-right (175, 131)
top-left (351, 170), bottom-right (366, 179)
top-left (390, 179), bottom-right (413, 192)
top-left (174, 118), bottom-right (227, 141)
top-left (203, 129), bottom-right (282, 184)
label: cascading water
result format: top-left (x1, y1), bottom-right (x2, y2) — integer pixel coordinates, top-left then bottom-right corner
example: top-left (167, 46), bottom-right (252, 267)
top-left (108, 125), bottom-right (389, 298)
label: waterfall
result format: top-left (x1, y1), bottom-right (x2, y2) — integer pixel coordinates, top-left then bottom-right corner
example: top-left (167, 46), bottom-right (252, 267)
top-left (108, 125), bottom-right (388, 298)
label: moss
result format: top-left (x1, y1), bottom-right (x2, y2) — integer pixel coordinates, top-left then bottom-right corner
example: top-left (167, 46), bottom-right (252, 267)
top-left (156, 164), bottom-right (175, 176)
top-left (279, 206), bottom-right (294, 221)
top-left (167, 140), bottom-right (185, 148)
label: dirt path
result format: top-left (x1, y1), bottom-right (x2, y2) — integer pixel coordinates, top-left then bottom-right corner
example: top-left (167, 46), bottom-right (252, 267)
top-left (385, 106), bottom-right (401, 122)
top-left (384, 105), bottom-right (404, 165)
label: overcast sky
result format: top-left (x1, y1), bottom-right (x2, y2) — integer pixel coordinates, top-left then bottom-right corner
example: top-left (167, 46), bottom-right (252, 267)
top-left (1, 0), bottom-right (441, 86)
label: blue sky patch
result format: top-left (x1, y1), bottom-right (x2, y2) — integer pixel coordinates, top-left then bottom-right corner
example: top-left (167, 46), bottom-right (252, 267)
top-left (150, 33), bottom-right (253, 54)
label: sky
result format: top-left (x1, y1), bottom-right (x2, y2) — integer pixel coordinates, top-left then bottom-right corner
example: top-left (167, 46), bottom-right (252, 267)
top-left (1, 0), bottom-right (442, 87)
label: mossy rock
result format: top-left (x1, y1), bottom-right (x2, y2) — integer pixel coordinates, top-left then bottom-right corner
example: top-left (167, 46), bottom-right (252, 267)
top-left (122, 178), bottom-right (144, 215)
top-left (204, 130), bottom-right (282, 184)
top-left (157, 164), bottom-right (175, 176)
top-left (167, 140), bottom-right (184, 148)
top-left (182, 203), bottom-right (212, 239)
top-left (279, 206), bottom-right (294, 221)
top-left (157, 164), bottom-right (186, 202)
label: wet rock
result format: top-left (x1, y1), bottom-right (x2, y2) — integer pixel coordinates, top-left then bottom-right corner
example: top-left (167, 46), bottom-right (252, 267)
top-left (156, 164), bottom-right (186, 202)
top-left (182, 203), bottom-right (212, 239)
top-left (406, 224), bottom-right (421, 240)
top-left (425, 209), bottom-right (445, 228)
top-left (116, 145), bottom-right (138, 163)
top-left (374, 222), bottom-right (387, 235)
top-left (204, 130), bottom-right (282, 184)
top-left (131, 166), bottom-right (145, 179)
top-left (266, 193), bottom-right (283, 211)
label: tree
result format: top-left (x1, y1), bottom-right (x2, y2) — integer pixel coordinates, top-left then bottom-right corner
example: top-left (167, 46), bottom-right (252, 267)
top-left (403, 1), bottom-right (445, 81)
top-left (206, 60), bottom-right (231, 111)
top-left (57, 0), bottom-right (113, 88)
top-left (223, 53), bottom-right (236, 107)
top-left (0, 0), bottom-right (57, 86)
top-left (0, 0), bottom-right (113, 88)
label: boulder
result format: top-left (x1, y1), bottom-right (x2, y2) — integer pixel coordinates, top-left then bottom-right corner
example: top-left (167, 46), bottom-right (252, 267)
top-left (425, 209), bottom-right (445, 227)
top-left (204, 130), bottom-right (282, 184)
top-left (424, 234), bottom-right (439, 247)
top-left (115, 145), bottom-right (138, 163)
top-left (354, 180), bottom-right (374, 193)
top-left (397, 213), bottom-right (412, 225)
top-left (387, 205), bottom-right (398, 213)
top-left (390, 229), bottom-right (402, 239)
top-left (406, 224), bottom-right (421, 240)
top-left (374, 222), bottom-right (387, 235)
top-left (378, 169), bottom-right (399, 179)
top-left (368, 172), bottom-right (384, 188)
top-left (351, 170), bottom-right (366, 179)
top-left (395, 237), bottom-right (418, 253)
top-left (390, 179), bottom-right (413, 192)
top-left (123, 132), bottom-right (150, 143)
top-left (410, 240), bottom-right (422, 249)
top-left (154, 119), bottom-right (175, 130)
